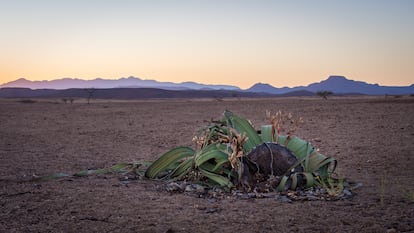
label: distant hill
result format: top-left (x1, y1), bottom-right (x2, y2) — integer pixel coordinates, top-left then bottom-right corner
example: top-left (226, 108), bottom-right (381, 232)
top-left (0, 76), bottom-right (240, 91)
top-left (0, 87), bottom-right (273, 99)
top-left (246, 76), bottom-right (414, 95)
top-left (2, 75), bottom-right (413, 97)
top-left (306, 76), bottom-right (414, 95)
top-left (247, 83), bottom-right (291, 94)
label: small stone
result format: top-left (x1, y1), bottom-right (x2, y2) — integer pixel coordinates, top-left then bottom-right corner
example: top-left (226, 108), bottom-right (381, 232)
top-left (350, 182), bottom-right (363, 190)
top-left (261, 193), bottom-right (277, 198)
top-left (248, 193), bottom-right (257, 198)
top-left (343, 189), bottom-right (353, 197)
top-left (205, 208), bottom-right (221, 214)
top-left (166, 182), bottom-right (184, 192)
top-left (193, 184), bottom-right (205, 193)
top-left (238, 193), bottom-right (250, 199)
top-left (305, 195), bottom-right (319, 201)
top-left (184, 185), bottom-right (194, 192)
top-left (120, 180), bottom-right (129, 185)
top-left (278, 196), bottom-right (292, 203)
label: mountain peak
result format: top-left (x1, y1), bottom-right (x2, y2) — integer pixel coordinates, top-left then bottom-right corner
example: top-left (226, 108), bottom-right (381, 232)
top-left (326, 75), bottom-right (347, 81)
top-left (247, 75), bottom-right (414, 95)
top-left (1, 78), bottom-right (30, 86)
top-left (13, 78), bottom-right (31, 82)
top-left (247, 83), bottom-right (277, 93)
top-left (126, 76), bottom-right (140, 80)
top-left (250, 82), bottom-right (272, 87)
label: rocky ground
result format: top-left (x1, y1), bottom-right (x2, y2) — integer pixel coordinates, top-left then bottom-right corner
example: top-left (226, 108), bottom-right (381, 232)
top-left (0, 96), bottom-right (413, 232)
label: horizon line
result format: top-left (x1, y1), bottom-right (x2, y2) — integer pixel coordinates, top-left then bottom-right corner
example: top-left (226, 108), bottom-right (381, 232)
top-left (2, 75), bottom-right (414, 90)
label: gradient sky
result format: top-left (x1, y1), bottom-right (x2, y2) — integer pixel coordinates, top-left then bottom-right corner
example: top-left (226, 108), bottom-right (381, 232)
top-left (1, 0), bottom-right (413, 88)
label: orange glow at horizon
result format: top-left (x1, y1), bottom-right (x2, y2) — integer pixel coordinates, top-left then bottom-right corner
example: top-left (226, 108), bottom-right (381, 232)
top-left (1, 1), bottom-right (413, 89)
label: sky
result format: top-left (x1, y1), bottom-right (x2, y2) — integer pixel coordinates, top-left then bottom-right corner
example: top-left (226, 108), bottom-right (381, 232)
top-left (1, 0), bottom-right (413, 89)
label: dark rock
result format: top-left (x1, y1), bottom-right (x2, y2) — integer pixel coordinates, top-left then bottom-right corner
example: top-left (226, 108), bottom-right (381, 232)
top-left (239, 143), bottom-right (303, 190)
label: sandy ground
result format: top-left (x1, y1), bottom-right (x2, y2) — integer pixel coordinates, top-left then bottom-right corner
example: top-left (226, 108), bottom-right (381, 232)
top-left (0, 96), bottom-right (413, 232)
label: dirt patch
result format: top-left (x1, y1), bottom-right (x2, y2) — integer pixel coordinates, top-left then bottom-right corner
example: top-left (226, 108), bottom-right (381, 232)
top-left (1, 97), bottom-right (413, 232)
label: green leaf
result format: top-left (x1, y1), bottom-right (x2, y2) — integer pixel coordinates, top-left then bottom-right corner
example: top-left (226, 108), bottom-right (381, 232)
top-left (291, 173), bottom-right (299, 189)
top-left (170, 158), bottom-right (194, 179)
top-left (109, 163), bottom-right (135, 173)
top-left (301, 172), bottom-right (315, 188)
top-left (284, 136), bottom-right (315, 161)
top-left (275, 135), bottom-right (337, 181)
top-left (276, 135), bottom-right (288, 145)
top-left (74, 163), bottom-right (136, 177)
top-left (200, 162), bottom-right (233, 177)
top-left (145, 146), bottom-right (195, 179)
top-left (194, 144), bottom-right (228, 168)
top-left (260, 125), bottom-right (273, 142)
top-left (316, 157), bottom-right (337, 178)
top-left (199, 168), bottom-right (233, 188)
top-left (35, 173), bottom-right (70, 181)
top-left (74, 170), bottom-right (98, 177)
top-left (223, 110), bottom-right (262, 152)
top-left (277, 176), bottom-right (289, 192)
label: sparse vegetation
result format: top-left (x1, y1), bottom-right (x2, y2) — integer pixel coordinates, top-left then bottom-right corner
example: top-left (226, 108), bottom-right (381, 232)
top-left (85, 88), bottom-right (95, 104)
top-left (62, 98), bottom-right (74, 103)
top-left (316, 90), bottom-right (333, 100)
top-left (401, 188), bottom-right (414, 203)
top-left (18, 99), bottom-right (37, 104)
top-left (213, 96), bottom-right (224, 102)
top-left (379, 175), bottom-right (386, 206)
top-left (232, 92), bottom-right (241, 100)
top-left (5, 97), bottom-right (412, 231)
top-left (145, 110), bottom-right (340, 193)
top-left (316, 176), bottom-right (344, 197)
top-left (37, 110), bottom-right (343, 196)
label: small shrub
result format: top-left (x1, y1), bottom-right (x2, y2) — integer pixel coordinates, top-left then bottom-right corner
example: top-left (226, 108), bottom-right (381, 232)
top-left (18, 99), bottom-right (37, 104)
top-left (401, 188), bottom-right (414, 203)
top-left (316, 91), bottom-right (333, 100)
top-left (379, 176), bottom-right (386, 206)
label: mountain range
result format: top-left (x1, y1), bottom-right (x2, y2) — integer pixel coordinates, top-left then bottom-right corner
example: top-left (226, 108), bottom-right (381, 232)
top-left (0, 76), bottom-right (240, 91)
top-left (1, 76), bottom-right (413, 97)
top-left (246, 76), bottom-right (414, 95)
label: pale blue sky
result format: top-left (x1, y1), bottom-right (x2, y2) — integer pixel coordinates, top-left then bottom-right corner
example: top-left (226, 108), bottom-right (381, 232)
top-left (1, 0), bottom-right (413, 88)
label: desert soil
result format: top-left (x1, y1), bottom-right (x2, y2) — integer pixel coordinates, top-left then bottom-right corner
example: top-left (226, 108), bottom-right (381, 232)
top-left (0, 96), bottom-right (413, 232)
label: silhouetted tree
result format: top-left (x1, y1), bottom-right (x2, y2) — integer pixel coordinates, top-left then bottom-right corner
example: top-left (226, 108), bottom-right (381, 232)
top-left (85, 88), bottom-right (95, 104)
top-left (214, 96), bottom-right (224, 102)
top-left (232, 92), bottom-right (241, 100)
top-left (316, 91), bottom-right (333, 100)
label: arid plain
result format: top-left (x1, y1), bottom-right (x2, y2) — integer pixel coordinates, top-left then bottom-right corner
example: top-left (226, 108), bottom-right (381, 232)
top-left (1, 96), bottom-right (413, 232)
